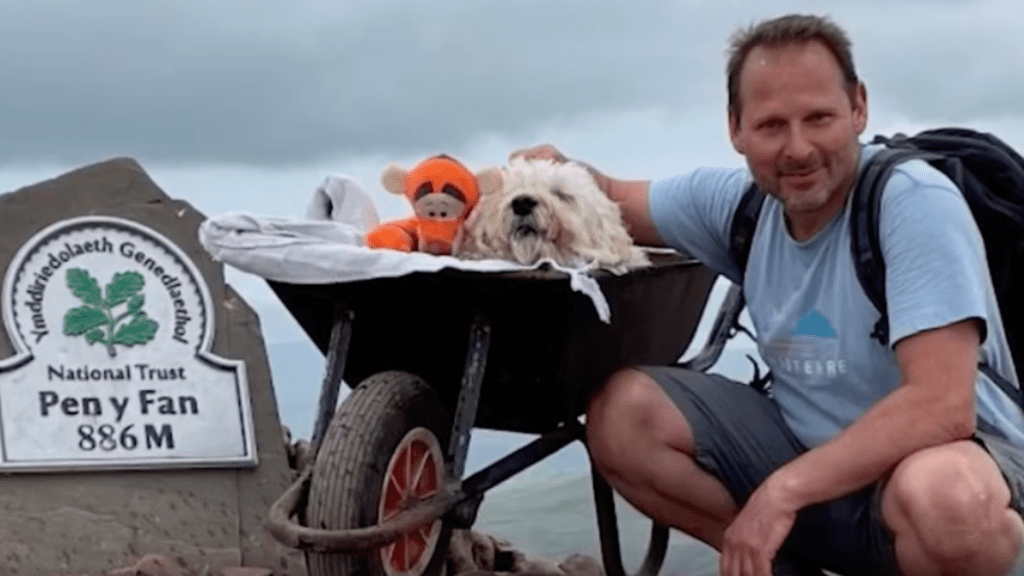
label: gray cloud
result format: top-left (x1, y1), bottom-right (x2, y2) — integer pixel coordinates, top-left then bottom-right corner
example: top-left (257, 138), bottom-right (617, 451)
top-left (0, 0), bottom-right (1019, 167)
top-left (846, 1), bottom-right (1024, 121)
top-left (0, 0), bottom-right (717, 166)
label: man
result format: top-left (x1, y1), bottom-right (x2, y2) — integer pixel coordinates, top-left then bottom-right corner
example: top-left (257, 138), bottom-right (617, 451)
top-left (514, 14), bottom-right (1024, 576)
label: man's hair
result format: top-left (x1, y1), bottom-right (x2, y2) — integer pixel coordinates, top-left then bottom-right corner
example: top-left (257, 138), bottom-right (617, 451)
top-left (726, 14), bottom-right (859, 119)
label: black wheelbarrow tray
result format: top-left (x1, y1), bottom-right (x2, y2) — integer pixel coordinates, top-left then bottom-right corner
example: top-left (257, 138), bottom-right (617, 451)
top-left (263, 251), bottom-right (720, 576)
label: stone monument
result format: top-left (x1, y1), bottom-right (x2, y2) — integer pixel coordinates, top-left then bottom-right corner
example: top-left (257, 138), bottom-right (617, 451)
top-left (0, 158), bottom-right (306, 575)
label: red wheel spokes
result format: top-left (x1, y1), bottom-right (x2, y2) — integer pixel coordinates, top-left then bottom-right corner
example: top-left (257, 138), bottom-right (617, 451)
top-left (411, 442), bottom-right (439, 498)
top-left (404, 440), bottom-right (412, 496)
top-left (381, 433), bottom-right (442, 573)
top-left (382, 443), bottom-right (408, 522)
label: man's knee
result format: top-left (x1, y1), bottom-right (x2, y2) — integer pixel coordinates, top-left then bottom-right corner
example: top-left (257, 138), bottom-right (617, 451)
top-left (585, 367), bottom-right (692, 472)
top-left (585, 368), bottom-right (649, 460)
top-left (882, 441), bottom-right (1013, 560)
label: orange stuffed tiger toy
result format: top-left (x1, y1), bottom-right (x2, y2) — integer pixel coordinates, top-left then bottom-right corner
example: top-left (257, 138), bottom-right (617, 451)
top-left (365, 154), bottom-right (502, 255)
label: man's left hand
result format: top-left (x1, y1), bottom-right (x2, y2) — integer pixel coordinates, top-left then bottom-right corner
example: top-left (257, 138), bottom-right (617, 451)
top-left (720, 475), bottom-right (800, 576)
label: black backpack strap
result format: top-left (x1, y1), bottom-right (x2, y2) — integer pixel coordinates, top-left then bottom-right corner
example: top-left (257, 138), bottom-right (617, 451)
top-left (849, 147), bottom-right (934, 346)
top-left (729, 183), bottom-right (765, 281)
top-left (725, 184), bottom-right (771, 390)
top-left (980, 363), bottom-right (1024, 411)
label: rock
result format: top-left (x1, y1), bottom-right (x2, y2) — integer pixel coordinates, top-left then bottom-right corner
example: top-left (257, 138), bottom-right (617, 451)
top-left (106, 553), bottom-right (192, 576)
top-left (510, 554), bottom-right (566, 576)
top-left (292, 439), bottom-right (313, 473)
top-left (449, 529), bottom-right (579, 576)
top-left (559, 554), bottom-right (605, 576)
top-left (221, 568), bottom-right (274, 576)
top-left (282, 425), bottom-right (314, 475)
top-left (448, 528), bottom-right (504, 573)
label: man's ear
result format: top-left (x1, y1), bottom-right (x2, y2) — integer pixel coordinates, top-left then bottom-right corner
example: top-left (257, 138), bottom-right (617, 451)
top-left (381, 164), bottom-right (409, 195)
top-left (728, 111), bottom-right (745, 155)
top-left (475, 167), bottom-right (503, 196)
top-left (852, 82), bottom-right (869, 135)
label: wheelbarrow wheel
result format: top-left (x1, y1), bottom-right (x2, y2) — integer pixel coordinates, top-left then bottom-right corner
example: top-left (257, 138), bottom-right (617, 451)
top-left (306, 370), bottom-right (452, 576)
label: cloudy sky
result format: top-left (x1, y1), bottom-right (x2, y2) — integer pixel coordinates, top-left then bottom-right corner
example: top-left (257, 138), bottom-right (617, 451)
top-left (1, 0), bottom-right (1022, 432)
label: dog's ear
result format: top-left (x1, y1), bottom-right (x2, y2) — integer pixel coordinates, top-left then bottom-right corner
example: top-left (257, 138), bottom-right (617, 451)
top-left (475, 167), bottom-right (503, 196)
top-left (381, 164), bottom-right (409, 195)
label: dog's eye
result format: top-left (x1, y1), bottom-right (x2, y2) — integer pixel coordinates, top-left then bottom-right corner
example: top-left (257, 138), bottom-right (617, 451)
top-left (553, 188), bottom-right (574, 203)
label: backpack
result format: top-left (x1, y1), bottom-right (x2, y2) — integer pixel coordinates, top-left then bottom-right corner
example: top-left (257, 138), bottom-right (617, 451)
top-left (728, 127), bottom-right (1024, 407)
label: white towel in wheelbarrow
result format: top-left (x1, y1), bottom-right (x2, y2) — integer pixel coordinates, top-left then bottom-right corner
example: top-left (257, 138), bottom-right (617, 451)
top-left (197, 175), bottom-right (614, 322)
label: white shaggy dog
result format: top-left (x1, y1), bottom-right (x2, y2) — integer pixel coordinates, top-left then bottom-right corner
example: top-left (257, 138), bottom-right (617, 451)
top-left (455, 158), bottom-right (649, 273)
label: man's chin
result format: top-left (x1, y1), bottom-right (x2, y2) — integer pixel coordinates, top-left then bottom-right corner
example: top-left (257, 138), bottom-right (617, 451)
top-left (775, 187), bottom-right (832, 213)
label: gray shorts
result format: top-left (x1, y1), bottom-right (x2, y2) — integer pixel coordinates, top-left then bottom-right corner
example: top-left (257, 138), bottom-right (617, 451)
top-left (640, 365), bottom-right (1024, 576)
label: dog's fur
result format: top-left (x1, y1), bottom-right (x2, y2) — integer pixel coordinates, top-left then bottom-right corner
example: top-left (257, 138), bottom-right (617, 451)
top-left (455, 158), bottom-right (649, 273)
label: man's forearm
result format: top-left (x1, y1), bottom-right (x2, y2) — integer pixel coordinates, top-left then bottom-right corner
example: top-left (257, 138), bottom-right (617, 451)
top-left (770, 383), bottom-right (974, 509)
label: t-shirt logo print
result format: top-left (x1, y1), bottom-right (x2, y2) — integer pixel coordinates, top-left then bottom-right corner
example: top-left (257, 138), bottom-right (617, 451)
top-left (793, 310), bottom-right (837, 339)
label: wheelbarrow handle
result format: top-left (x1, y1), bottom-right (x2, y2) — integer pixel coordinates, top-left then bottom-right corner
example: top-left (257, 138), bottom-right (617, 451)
top-left (266, 467), bottom-right (460, 553)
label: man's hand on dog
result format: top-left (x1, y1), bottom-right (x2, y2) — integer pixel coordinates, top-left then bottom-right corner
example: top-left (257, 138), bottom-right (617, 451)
top-left (509, 145), bottom-right (615, 199)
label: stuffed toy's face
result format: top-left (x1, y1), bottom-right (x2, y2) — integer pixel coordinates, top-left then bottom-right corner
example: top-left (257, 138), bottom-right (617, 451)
top-left (413, 193), bottom-right (465, 221)
top-left (372, 155), bottom-right (503, 255)
top-left (383, 155), bottom-right (485, 220)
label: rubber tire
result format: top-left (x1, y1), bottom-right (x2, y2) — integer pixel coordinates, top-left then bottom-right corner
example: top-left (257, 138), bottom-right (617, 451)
top-left (306, 371), bottom-right (453, 576)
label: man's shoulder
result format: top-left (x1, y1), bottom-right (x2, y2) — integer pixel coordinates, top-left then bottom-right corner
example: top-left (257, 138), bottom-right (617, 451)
top-left (871, 150), bottom-right (981, 260)
top-left (871, 152), bottom-right (965, 219)
top-left (858, 142), bottom-right (957, 194)
top-left (890, 158), bottom-right (959, 191)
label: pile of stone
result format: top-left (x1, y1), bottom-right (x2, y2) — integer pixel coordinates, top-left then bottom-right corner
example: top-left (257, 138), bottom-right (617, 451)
top-left (448, 529), bottom-right (605, 576)
top-left (62, 529), bottom-right (606, 576)
top-left (62, 554), bottom-right (271, 576)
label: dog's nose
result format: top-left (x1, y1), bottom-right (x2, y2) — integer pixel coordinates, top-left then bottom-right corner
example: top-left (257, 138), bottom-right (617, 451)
top-left (511, 196), bottom-right (537, 216)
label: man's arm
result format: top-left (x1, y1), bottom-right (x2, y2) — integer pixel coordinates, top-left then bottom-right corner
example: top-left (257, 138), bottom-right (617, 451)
top-left (581, 164), bottom-right (665, 247)
top-left (768, 317), bottom-right (979, 508)
top-left (720, 319), bottom-right (980, 574)
top-left (509, 144), bottom-right (666, 247)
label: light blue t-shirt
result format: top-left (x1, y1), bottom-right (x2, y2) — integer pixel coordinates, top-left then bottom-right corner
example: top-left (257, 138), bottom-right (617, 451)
top-left (650, 144), bottom-right (1024, 449)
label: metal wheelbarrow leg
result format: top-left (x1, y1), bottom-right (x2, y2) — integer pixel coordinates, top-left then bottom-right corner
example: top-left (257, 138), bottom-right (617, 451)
top-left (585, 282), bottom-right (751, 576)
top-left (591, 464), bottom-right (670, 576)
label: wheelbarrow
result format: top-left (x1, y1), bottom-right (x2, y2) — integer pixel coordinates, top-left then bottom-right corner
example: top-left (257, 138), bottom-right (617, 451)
top-left (264, 250), bottom-right (746, 576)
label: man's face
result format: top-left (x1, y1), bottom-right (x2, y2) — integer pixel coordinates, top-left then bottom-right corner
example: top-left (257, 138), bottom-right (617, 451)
top-left (729, 41), bottom-right (867, 226)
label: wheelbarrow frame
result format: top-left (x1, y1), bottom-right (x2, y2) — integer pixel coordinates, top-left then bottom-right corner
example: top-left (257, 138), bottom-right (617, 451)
top-left (265, 257), bottom-right (747, 576)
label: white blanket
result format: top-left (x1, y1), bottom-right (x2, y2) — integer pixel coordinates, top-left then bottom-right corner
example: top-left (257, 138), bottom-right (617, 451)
top-left (198, 175), bottom-right (613, 322)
